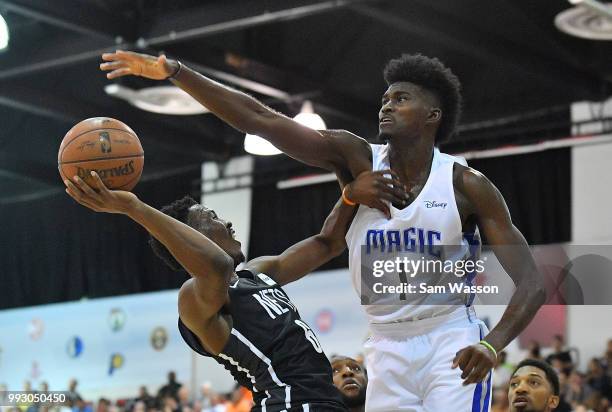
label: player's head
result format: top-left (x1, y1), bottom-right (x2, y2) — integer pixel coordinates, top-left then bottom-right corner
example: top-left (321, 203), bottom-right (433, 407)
top-left (380, 54), bottom-right (462, 146)
top-left (508, 359), bottom-right (560, 412)
top-left (149, 196), bottom-right (245, 271)
top-left (331, 356), bottom-right (367, 409)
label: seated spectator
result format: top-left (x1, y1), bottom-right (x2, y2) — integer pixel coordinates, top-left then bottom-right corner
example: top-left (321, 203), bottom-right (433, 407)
top-left (197, 382), bottom-right (214, 410)
top-left (545, 335), bottom-right (574, 374)
top-left (601, 338), bottom-right (612, 379)
top-left (224, 386), bottom-right (252, 412)
top-left (331, 356), bottom-right (367, 412)
top-left (493, 351), bottom-right (514, 389)
top-left (565, 370), bottom-right (593, 407)
top-left (66, 379), bottom-right (82, 408)
top-left (528, 340), bottom-right (543, 360)
top-left (491, 388), bottom-right (509, 412)
top-left (95, 399), bottom-right (110, 412)
top-left (177, 387), bottom-right (192, 412)
top-left (508, 359), bottom-right (560, 412)
top-left (161, 395), bottom-right (178, 412)
top-left (586, 358), bottom-right (612, 401)
top-left (158, 372), bottom-right (182, 403)
top-left (134, 386), bottom-right (155, 410)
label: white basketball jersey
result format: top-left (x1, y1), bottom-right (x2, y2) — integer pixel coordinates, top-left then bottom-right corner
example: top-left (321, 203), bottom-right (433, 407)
top-left (345, 144), bottom-right (480, 324)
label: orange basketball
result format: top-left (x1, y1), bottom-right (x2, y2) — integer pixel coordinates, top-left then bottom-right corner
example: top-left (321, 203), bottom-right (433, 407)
top-left (58, 117), bottom-right (144, 191)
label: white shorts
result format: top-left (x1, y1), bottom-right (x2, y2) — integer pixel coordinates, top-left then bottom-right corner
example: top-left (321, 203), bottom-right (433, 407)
top-left (363, 307), bottom-right (493, 412)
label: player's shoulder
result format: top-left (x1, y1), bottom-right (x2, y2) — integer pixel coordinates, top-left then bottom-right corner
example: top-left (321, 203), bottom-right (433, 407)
top-left (453, 163), bottom-right (502, 206)
top-left (321, 129), bottom-right (371, 153)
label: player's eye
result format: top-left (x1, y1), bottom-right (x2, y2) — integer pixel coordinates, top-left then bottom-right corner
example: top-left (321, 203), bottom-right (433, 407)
top-left (510, 382), bottom-right (518, 388)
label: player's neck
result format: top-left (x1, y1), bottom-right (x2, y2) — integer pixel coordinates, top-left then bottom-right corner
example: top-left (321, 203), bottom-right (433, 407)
top-left (349, 406), bottom-right (365, 412)
top-left (388, 138), bottom-right (434, 182)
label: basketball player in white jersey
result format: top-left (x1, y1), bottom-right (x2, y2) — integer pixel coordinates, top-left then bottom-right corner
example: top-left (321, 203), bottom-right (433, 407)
top-left (101, 51), bottom-right (546, 411)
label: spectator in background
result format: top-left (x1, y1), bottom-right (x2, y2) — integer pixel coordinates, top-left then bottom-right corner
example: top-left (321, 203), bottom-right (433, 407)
top-left (331, 356), bottom-right (367, 412)
top-left (565, 370), bottom-right (593, 408)
top-left (528, 340), bottom-right (543, 361)
top-left (546, 335), bottom-right (574, 375)
top-left (66, 379), bottom-right (82, 408)
top-left (176, 387), bottom-right (192, 412)
top-left (586, 358), bottom-right (612, 401)
top-left (491, 388), bottom-right (509, 412)
top-left (95, 399), bottom-right (110, 412)
top-left (224, 386), bottom-right (252, 412)
top-left (197, 382), bottom-right (214, 410)
top-left (132, 401), bottom-right (146, 412)
top-left (493, 351), bottom-right (514, 389)
top-left (601, 339), bottom-right (612, 379)
top-left (161, 395), bottom-right (178, 412)
top-left (158, 372), bottom-right (182, 403)
top-left (134, 386), bottom-right (155, 410)
top-left (39, 382), bottom-right (49, 392)
top-left (508, 359), bottom-right (560, 412)
top-left (71, 399), bottom-right (92, 412)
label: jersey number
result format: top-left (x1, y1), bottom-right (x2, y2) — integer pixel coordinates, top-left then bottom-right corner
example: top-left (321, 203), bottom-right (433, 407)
top-left (294, 320), bottom-right (323, 353)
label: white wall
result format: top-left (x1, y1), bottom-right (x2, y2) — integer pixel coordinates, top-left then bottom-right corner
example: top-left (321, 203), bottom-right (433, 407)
top-left (571, 140), bottom-right (612, 243)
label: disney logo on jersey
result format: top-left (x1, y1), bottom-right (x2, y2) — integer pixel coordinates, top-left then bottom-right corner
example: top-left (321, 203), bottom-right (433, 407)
top-left (252, 288), bottom-right (297, 320)
top-left (424, 200), bottom-right (447, 209)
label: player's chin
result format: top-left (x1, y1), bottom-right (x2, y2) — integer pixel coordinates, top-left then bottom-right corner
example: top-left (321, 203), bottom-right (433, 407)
top-left (341, 384), bottom-right (362, 396)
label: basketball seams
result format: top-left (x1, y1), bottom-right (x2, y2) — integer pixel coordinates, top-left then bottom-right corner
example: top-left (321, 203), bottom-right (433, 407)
top-left (115, 167), bottom-right (144, 190)
top-left (59, 153), bottom-right (144, 165)
top-left (59, 157), bottom-right (144, 191)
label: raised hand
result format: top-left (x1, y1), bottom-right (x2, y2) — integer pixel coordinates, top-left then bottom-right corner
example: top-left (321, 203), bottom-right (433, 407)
top-left (64, 171), bottom-right (139, 215)
top-left (344, 169), bottom-right (409, 218)
top-left (100, 50), bottom-right (177, 80)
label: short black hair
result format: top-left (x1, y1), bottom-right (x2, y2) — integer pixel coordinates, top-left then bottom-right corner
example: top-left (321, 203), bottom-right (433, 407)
top-left (149, 195), bottom-right (198, 271)
top-left (383, 54), bottom-right (462, 144)
top-left (512, 358), bottom-right (560, 396)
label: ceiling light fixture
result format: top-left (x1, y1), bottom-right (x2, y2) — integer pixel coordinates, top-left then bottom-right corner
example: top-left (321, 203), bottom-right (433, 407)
top-left (0, 13), bottom-right (9, 51)
top-left (244, 101), bottom-right (326, 156)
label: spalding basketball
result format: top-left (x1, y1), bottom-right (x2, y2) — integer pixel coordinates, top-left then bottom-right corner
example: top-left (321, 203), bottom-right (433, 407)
top-left (58, 117), bottom-right (144, 191)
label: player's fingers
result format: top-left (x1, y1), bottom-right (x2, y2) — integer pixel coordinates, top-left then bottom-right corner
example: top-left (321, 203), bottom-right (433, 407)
top-left (99, 61), bottom-right (126, 71)
top-left (373, 200), bottom-right (391, 219)
top-left (378, 189), bottom-right (407, 206)
top-left (101, 53), bottom-right (118, 61)
top-left (452, 349), bottom-right (468, 369)
top-left (65, 187), bottom-right (101, 212)
top-left (376, 169), bottom-right (400, 180)
top-left (464, 364), bottom-right (488, 386)
top-left (378, 182), bottom-right (409, 203)
top-left (158, 54), bottom-right (167, 66)
top-left (72, 176), bottom-right (103, 202)
top-left (460, 353), bottom-right (480, 380)
top-left (106, 68), bottom-right (133, 79)
top-left (90, 172), bottom-right (110, 195)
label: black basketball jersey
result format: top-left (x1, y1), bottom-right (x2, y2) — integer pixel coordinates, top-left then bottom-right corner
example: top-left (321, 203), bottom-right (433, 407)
top-left (178, 270), bottom-right (347, 412)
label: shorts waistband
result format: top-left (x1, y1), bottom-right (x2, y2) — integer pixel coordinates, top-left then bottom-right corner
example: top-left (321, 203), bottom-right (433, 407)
top-left (368, 306), bottom-right (478, 338)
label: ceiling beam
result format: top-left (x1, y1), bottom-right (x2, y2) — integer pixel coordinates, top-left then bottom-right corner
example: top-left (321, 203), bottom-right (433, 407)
top-left (0, 84), bottom-right (226, 161)
top-left (0, 0), bottom-right (129, 40)
top-left (349, 4), bottom-right (603, 94)
top-left (144, 0), bottom-right (378, 47)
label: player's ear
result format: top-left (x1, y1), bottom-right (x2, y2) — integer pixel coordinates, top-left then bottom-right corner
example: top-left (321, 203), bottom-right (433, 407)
top-left (548, 395), bottom-right (560, 409)
top-left (427, 108), bottom-right (441, 123)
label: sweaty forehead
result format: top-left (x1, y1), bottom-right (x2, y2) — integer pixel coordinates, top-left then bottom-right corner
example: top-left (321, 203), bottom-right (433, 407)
top-left (384, 82), bottom-right (438, 105)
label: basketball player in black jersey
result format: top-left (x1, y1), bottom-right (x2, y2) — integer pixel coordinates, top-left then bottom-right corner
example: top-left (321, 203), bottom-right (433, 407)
top-left (64, 169), bottom-right (406, 412)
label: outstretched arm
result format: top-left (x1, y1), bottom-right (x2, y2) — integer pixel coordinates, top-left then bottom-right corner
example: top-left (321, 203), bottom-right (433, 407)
top-left (244, 197), bottom-right (355, 286)
top-left (63, 173), bottom-right (233, 322)
top-left (100, 51), bottom-right (371, 175)
top-left (452, 166), bottom-right (546, 385)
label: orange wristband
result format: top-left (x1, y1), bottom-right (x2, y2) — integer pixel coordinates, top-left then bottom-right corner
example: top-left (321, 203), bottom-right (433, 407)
top-left (342, 186), bottom-right (357, 206)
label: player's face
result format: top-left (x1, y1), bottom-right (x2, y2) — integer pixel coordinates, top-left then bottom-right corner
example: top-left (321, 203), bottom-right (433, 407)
top-left (332, 358), bottom-right (367, 403)
top-left (187, 205), bottom-right (245, 266)
top-left (508, 366), bottom-right (559, 412)
top-left (379, 82), bottom-right (440, 140)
